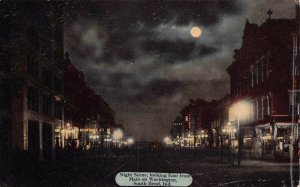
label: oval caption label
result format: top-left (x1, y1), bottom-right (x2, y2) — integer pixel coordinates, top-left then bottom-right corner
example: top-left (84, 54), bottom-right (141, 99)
top-left (115, 172), bottom-right (193, 186)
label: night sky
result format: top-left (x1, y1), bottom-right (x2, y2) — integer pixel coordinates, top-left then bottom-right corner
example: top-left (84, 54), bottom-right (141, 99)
top-left (64, 0), bottom-right (295, 141)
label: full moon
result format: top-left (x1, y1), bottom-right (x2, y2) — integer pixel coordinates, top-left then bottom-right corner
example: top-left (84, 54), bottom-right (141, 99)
top-left (190, 26), bottom-right (202, 38)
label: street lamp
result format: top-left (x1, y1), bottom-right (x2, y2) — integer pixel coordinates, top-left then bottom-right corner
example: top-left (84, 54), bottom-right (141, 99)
top-left (112, 129), bottom-right (124, 148)
top-left (127, 137), bottom-right (134, 145)
top-left (163, 136), bottom-right (172, 147)
top-left (222, 122), bottom-right (237, 165)
top-left (232, 101), bottom-right (251, 166)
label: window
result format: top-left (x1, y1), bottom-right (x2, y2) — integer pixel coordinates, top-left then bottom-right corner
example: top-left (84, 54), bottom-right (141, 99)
top-left (253, 67), bottom-right (257, 86)
top-left (261, 62), bottom-right (264, 82)
top-left (28, 60), bottom-right (39, 77)
top-left (54, 102), bottom-right (62, 119)
top-left (28, 88), bottom-right (39, 112)
top-left (54, 77), bottom-right (62, 94)
top-left (0, 83), bottom-right (10, 108)
top-left (257, 65), bottom-right (261, 85)
top-left (27, 28), bottom-right (39, 77)
top-left (262, 96), bottom-right (269, 116)
top-left (261, 97), bottom-right (264, 119)
top-left (255, 100), bottom-right (259, 120)
top-left (250, 67), bottom-right (254, 88)
top-left (266, 59), bottom-right (270, 79)
top-left (0, 60), bottom-right (10, 72)
top-left (42, 68), bottom-right (52, 88)
top-left (43, 96), bottom-right (52, 116)
top-left (266, 95), bottom-right (270, 115)
top-left (251, 101), bottom-right (255, 120)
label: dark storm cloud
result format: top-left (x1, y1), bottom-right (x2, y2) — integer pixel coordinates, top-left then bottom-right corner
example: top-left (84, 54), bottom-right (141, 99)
top-left (141, 40), bottom-right (196, 62)
top-left (65, 0), bottom-right (241, 26)
top-left (129, 79), bottom-right (184, 103)
top-left (64, 0), bottom-right (295, 141)
top-left (141, 39), bottom-right (220, 63)
top-left (198, 45), bottom-right (218, 57)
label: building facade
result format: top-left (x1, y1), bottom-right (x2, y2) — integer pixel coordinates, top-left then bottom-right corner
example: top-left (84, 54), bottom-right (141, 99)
top-left (63, 54), bottom-right (116, 150)
top-left (208, 95), bottom-right (231, 148)
top-left (0, 2), bottom-right (64, 159)
top-left (179, 99), bottom-right (210, 148)
top-left (170, 116), bottom-right (183, 142)
top-left (227, 11), bottom-right (299, 159)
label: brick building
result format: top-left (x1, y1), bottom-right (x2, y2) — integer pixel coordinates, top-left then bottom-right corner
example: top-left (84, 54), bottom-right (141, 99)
top-left (208, 94), bottom-right (231, 148)
top-left (0, 2), bottom-right (64, 159)
top-left (179, 99), bottom-right (210, 148)
top-left (227, 9), bottom-right (299, 159)
top-left (170, 116), bottom-right (183, 141)
top-left (63, 54), bottom-right (116, 149)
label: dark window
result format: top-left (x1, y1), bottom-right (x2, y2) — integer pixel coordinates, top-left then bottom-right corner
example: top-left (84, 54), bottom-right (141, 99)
top-left (54, 102), bottom-right (62, 119)
top-left (257, 65), bottom-right (262, 84)
top-left (257, 98), bottom-right (262, 119)
top-left (28, 120), bottom-right (39, 154)
top-left (27, 28), bottom-right (39, 77)
top-left (43, 96), bottom-right (52, 116)
top-left (0, 119), bottom-right (12, 150)
top-left (28, 60), bottom-right (39, 77)
top-left (0, 61), bottom-right (10, 72)
top-left (42, 123), bottom-right (53, 159)
top-left (28, 88), bottom-right (39, 112)
top-left (42, 68), bottom-right (52, 88)
top-left (262, 57), bottom-right (270, 81)
top-left (255, 100), bottom-right (259, 119)
top-left (27, 28), bottom-right (39, 51)
top-left (261, 62), bottom-right (264, 82)
top-left (54, 77), bottom-right (62, 93)
top-left (250, 67), bottom-right (254, 88)
top-left (253, 67), bottom-right (257, 86)
top-left (0, 83), bottom-right (10, 108)
top-left (263, 97), bottom-right (269, 116)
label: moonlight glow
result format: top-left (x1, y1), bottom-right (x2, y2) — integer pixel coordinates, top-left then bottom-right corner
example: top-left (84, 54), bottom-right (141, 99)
top-left (190, 26), bottom-right (202, 38)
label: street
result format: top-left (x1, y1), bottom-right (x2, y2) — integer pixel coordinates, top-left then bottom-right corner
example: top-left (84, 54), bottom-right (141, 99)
top-left (1, 148), bottom-right (299, 187)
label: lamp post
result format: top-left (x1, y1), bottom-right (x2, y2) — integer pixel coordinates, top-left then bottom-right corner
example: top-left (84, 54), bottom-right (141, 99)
top-left (232, 101), bottom-right (250, 166)
top-left (112, 129), bottom-right (124, 148)
top-left (164, 136), bottom-right (172, 149)
top-left (222, 122), bottom-right (236, 165)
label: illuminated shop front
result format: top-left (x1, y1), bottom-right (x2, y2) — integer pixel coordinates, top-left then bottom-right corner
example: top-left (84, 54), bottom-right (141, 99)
top-left (55, 122), bottom-right (79, 148)
top-left (274, 123), bottom-right (295, 156)
top-left (80, 128), bottom-right (99, 149)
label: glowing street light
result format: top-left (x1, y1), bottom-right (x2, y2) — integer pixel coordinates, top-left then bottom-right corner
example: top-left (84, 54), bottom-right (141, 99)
top-left (112, 129), bottom-right (124, 148)
top-left (112, 129), bottom-right (124, 140)
top-left (232, 101), bottom-right (251, 120)
top-left (231, 101), bottom-right (251, 166)
top-left (127, 137), bottom-right (134, 145)
top-left (163, 136), bottom-right (171, 145)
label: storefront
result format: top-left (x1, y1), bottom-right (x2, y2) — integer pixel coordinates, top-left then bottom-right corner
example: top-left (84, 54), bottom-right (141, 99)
top-left (255, 123), bottom-right (273, 157)
top-left (242, 122), bottom-right (296, 159)
top-left (273, 122), bottom-right (296, 158)
top-left (55, 123), bottom-right (79, 149)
